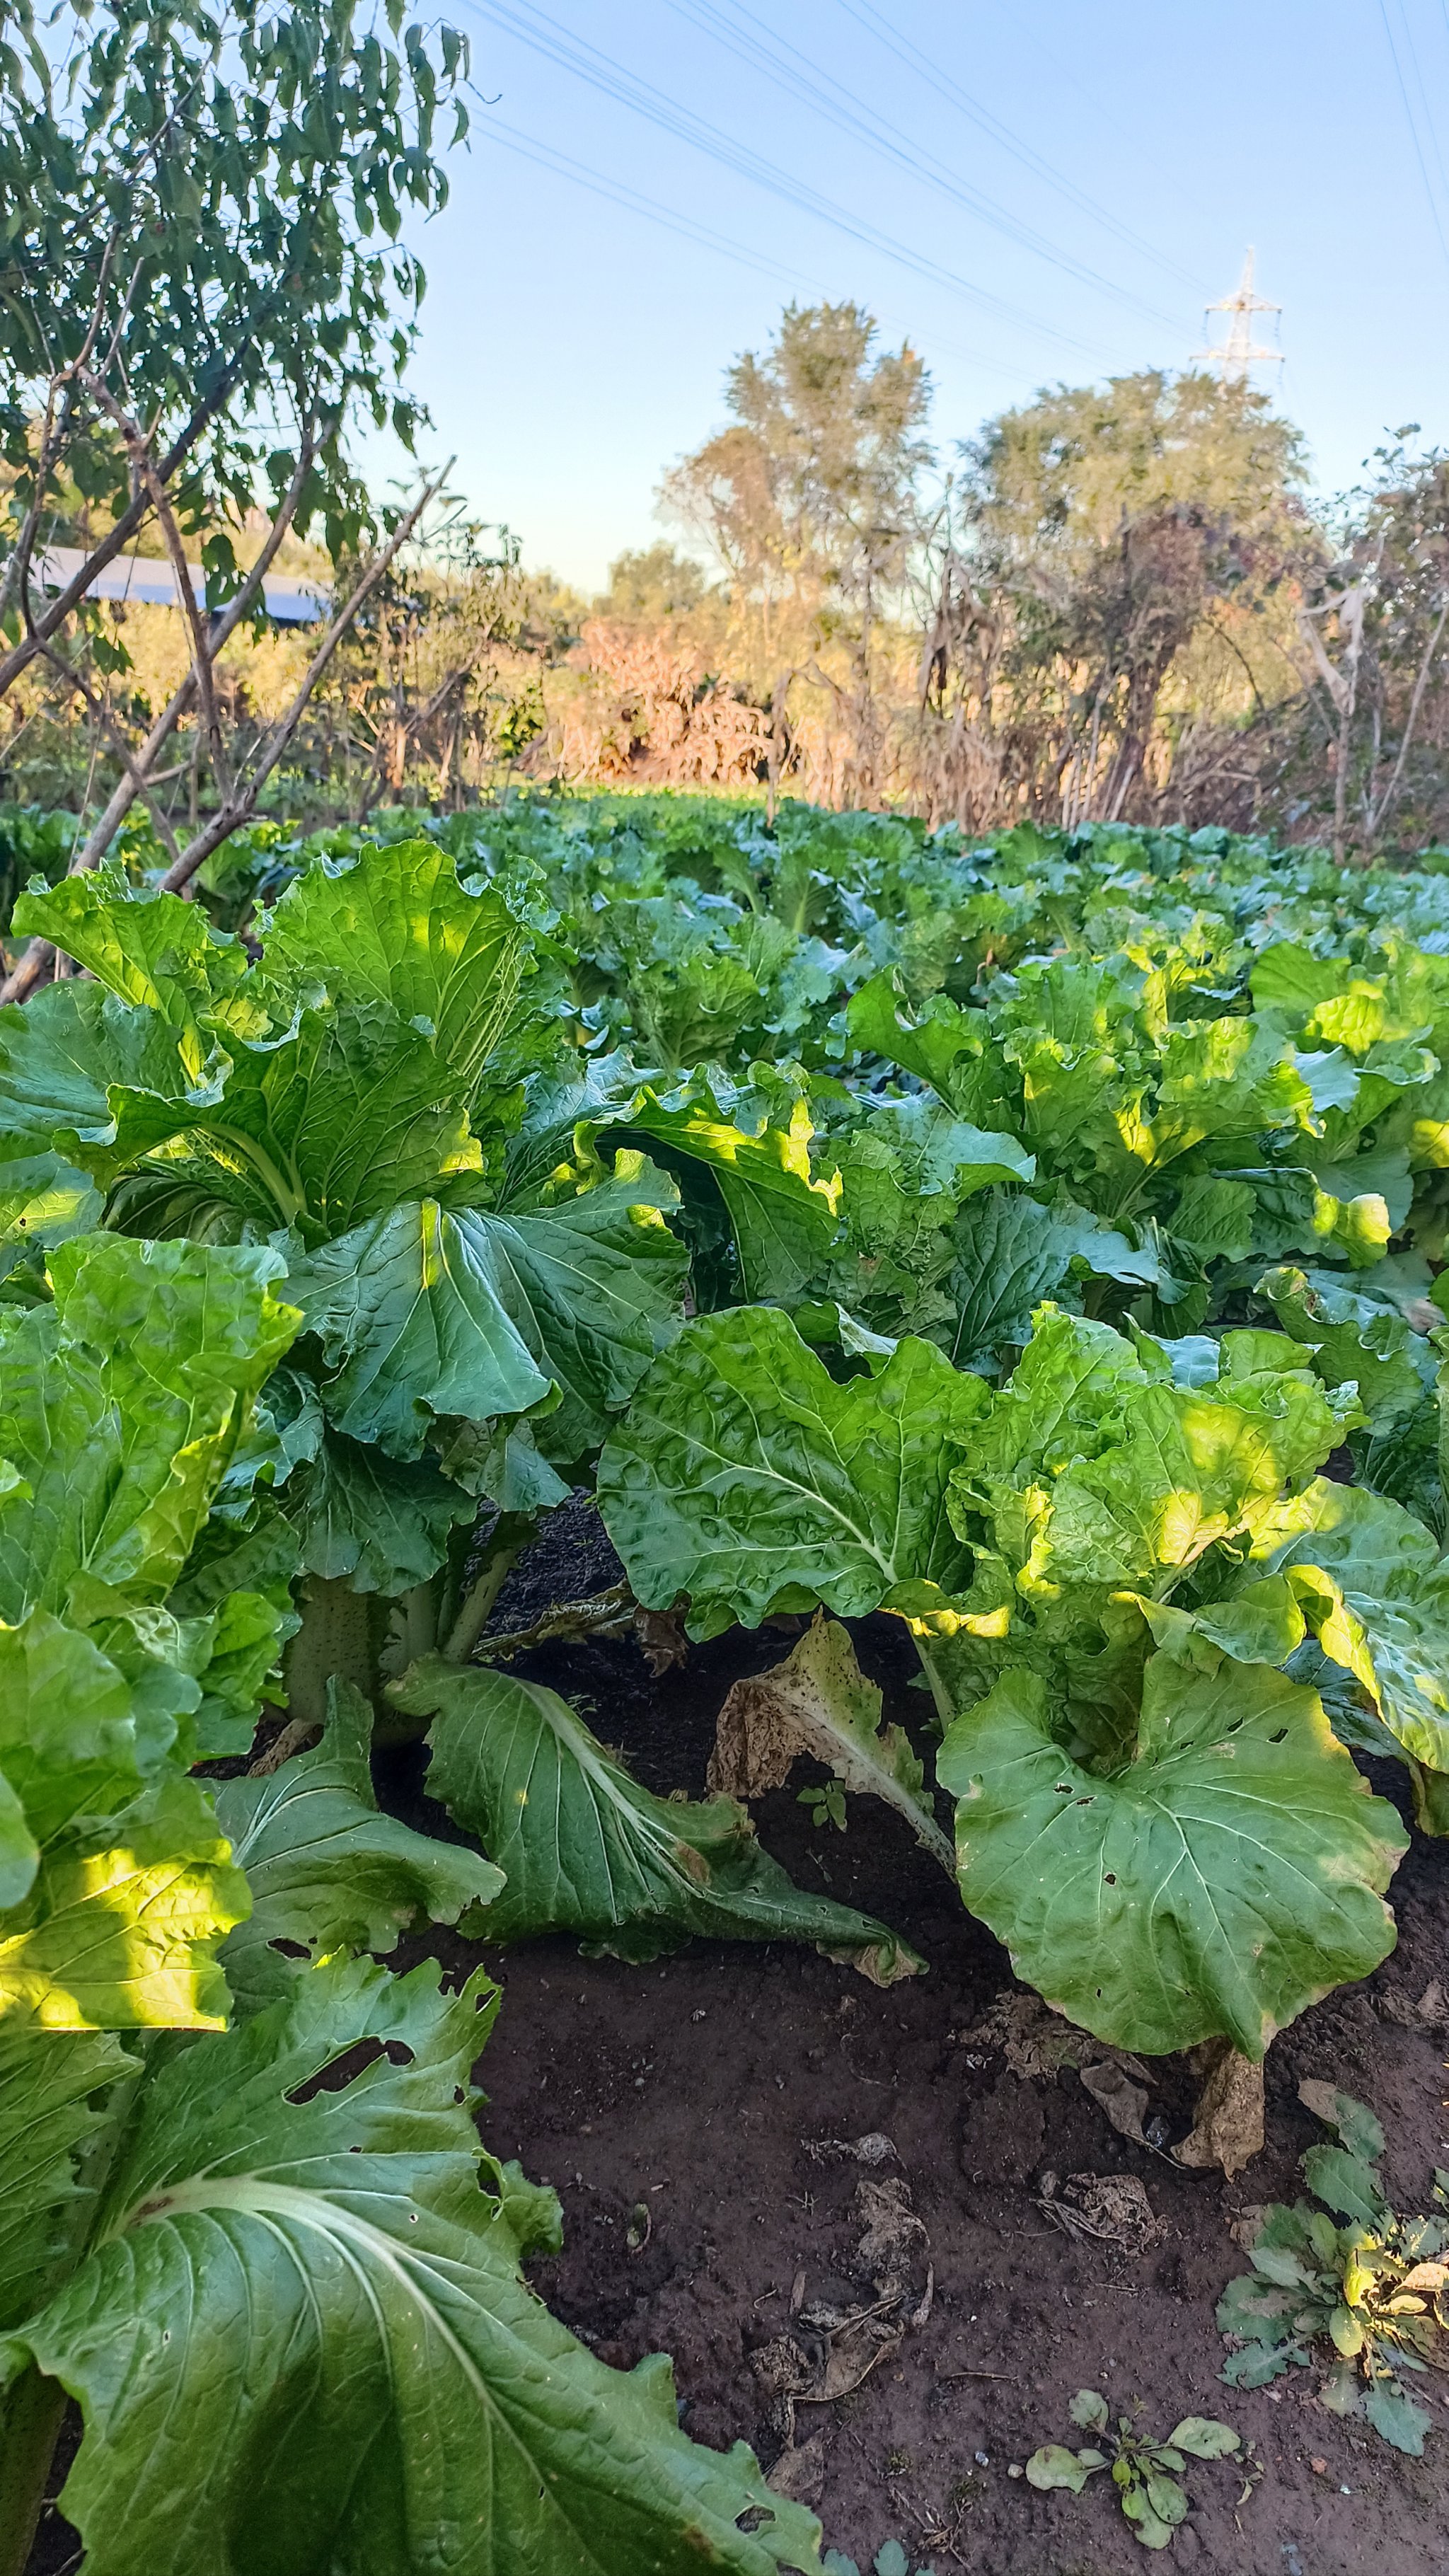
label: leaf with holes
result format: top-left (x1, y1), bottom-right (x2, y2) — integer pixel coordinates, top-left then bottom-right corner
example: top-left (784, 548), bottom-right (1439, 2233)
top-left (937, 1653), bottom-right (1404, 2057)
top-left (0, 1956), bottom-right (824, 2575)
top-left (212, 1681), bottom-right (504, 2012)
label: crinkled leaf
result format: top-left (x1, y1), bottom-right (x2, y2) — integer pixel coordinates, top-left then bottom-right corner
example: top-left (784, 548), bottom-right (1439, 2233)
top-left (289, 1177), bottom-right (686, 1466)
top-left (0, 981), bottom-right (230, 1177)
top-left (942, 1191), bottom-right (1153, 1369)
top-left (0, 1235), bottom-right (297, 1623)
top-left (623, 1076), bottom-right (841, 1302)
top-left (393, 1658), bottom-right (921, 1985)
top-left (0, 1610), bottom-right (166, 1902)
top-left (14, 867), bottom-right (248, 1021)
top-left (937, 1656), bottom-right (1405, 2056)
top-left (0, 1957), bottom-right (821, 2575)
top-left (859, 1093), bottom-right (1034, 1203)
top-left (847, 971), bottom-right (1007, 1120)
top-left (952, 1311), bottom-right (1346, 1628)
top-left (0, 2024), bottom-right (133, 2333)
top-left (0, 1773), bottom-right (249, 2031)
top-left (1257, 1266), bottom-right (1433, 1431)
top-left (255, 841), bottom-right (525, 1095)
top-left (180, 998), bottom-right (487, 1242)
top-left (1253, 1477), bottom-right (1449, 1773)
top-left (0, 1150), bottom-right (101, 1278)
top-left (283, 1423), bottom-right (475, 1595)
top-left (598, 1307), bottom-right (986, 1639)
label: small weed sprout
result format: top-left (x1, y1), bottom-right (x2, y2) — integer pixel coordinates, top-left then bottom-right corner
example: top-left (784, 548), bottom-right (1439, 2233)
top-left (1026, 2391), bottom-right (1241, 2551)
top-left (824, 2543), bottom-right (933, 2576)
top-left (1218, 2081), bottom-right (1449, 2453)
top-left (799, 1781), bottom-right (848, 1832)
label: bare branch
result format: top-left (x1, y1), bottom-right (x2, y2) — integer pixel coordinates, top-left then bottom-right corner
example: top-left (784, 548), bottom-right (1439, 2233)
top-left (1367, 594), bottom-right (1449, 842)
top-left (0, 442), bottom-right (316, 1005)
top-left (36, 642), bottom-right (182, 862)
top-left (159, 468), bottom-right (449, 894)
top-left (0, 364), bottom-right (243, 703)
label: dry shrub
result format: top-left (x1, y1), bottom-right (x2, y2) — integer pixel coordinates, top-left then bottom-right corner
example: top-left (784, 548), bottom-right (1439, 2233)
top-left (553, 619), bottom-right (770, 787)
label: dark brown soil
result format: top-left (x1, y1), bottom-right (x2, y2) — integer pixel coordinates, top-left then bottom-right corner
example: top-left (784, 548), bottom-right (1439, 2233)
top-left (26, 1499), bottom-right (1449, 2576)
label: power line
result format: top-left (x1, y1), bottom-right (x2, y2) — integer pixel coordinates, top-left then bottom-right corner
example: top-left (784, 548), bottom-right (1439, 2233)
top-left (484, 117), bottom-right (810, 291)
top-left (1392, 0), bottom-right (1449, 224)
top-left (659, 0), bottom-right (1186, 333)
top-left (458, 0), bottom-right (1115, 360)
top-left (481, 113), bottom-right (1029, 383)
top-left (829, 0), bottom-right (1212, 300)
top-left (1380, 0), bottom-right (1449, 275)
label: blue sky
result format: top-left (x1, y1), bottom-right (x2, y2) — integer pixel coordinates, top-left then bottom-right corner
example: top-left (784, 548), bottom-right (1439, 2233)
top-left (380, 0), bottom-right (1449, 593)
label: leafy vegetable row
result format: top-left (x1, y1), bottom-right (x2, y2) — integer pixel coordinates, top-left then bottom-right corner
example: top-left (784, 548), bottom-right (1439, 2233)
top-left (7, 809), bottom-right (1449, 2560)
top-left (0, 1234), bottom-right (821, 2575)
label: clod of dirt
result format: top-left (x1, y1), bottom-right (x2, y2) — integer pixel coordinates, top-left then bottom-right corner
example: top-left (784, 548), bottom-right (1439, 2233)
top-left (1174, 2039), bottom-right (1265, 2178)
top-left (1078, 2058), bottom-right (1152, 2145)
top-left (1037, 2170), bottom-right (1167, 2253)
top-left (1378, 1978), bottom-right (1448, 2031)
top-left (802, 2132), bottom-right (899, 2167)
top-left (764, 2435), bottom-right (827, 2507)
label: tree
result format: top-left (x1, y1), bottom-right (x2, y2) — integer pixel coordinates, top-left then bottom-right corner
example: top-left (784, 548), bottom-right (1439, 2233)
top-left (664, 302), bottom-right (932, 797)
top-left (1290, 434), bottom-right (1449, 860)
top-left (306, 502), bottom-right (538, 816)
top-left (595, 543), bottom-right (708, 623)
top-left (913, 369), bottom-right (1312, 830)
top-left (0, 0), bottom-right (468, 995)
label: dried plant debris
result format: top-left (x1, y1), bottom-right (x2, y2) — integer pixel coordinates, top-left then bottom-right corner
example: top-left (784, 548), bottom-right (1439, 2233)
top-left (959, 1989), bottom-right (1088, 2079)
top-left (1079, 2059), bottom-right (1155, 2147)
top-left (753, 2175), bottom-right (933, 2444)
top-left (710, 1615), bottom-right (954, 1870)
top-left (1378, 1978), bottom-right (1449, 2031)
top-left (633, 1604), bottom-right (688, 1673)
top-left (964, 1992), bottom-right (1260, 2176)
top-left (1027, 2391), bottom-right (1244, 2552)
top-left (764, 2432), bottom-right (826, 2508)
top-left (1037, 2171), bottom-right (1168, 2254)
top-left (853, 2176), bottom-right (930, 2301)
top-left (802, 2132), bottom-right (899, 2168)
top-left (964, 1988), bottom-right (1169, 2131)
top-left (1218, 2081), bottom-right (1449, 2453)
top-left (1174, 2040), bottom-right (1265, 2179)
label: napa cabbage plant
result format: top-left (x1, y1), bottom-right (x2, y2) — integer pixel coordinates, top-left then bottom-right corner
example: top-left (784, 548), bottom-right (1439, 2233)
top-left (0, 843), bottom-right (690, 1712)
top-left (0, 1230), bottom-right (825, 2576)
top-left (0, 855), bottom-right (913, 1981)
top-left (596, 1300), bottom-right (1416, 2059)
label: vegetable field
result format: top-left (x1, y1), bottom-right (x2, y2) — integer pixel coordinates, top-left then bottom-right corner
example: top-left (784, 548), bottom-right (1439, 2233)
top-left (5, 792), bottom-right (1449, 2574)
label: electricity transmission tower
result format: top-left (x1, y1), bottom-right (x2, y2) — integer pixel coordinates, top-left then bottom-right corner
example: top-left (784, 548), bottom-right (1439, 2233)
top-left (1193, 247), bottom-right (1283, 382)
